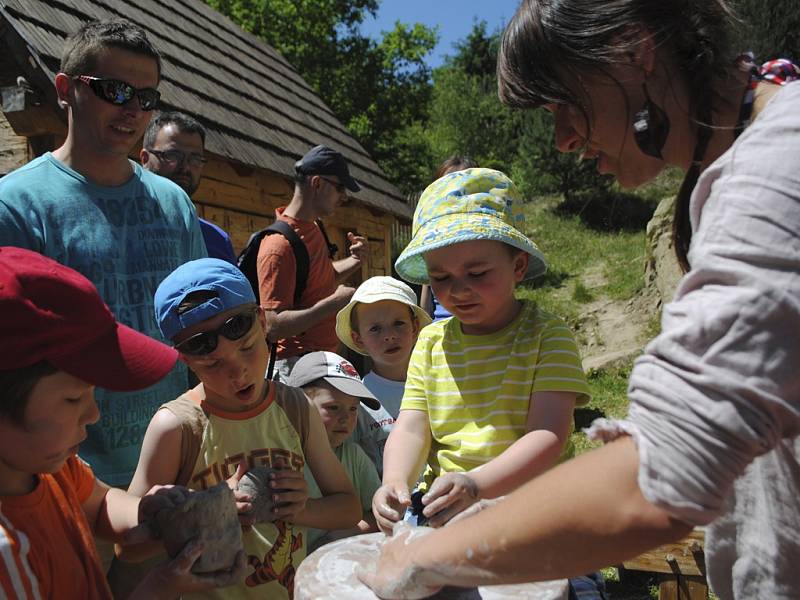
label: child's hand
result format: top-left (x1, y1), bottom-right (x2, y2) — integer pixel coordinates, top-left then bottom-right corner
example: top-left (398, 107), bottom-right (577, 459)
top-left (372, 483), bottom-right (411, 534)
top-left (126, 485), bottom-right (193, 544)
top-left (422, 473), bottom-right (479, 528)
top-left (268, 459), bottom-right (308, 521)
top-left (132, 538), bottom-right (246, 599)
top-left (225, 460), bottom-right (256, 531)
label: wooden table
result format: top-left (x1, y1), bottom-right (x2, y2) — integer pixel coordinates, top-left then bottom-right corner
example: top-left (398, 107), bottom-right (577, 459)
top-left (622, 528), bottom-right (707, 600)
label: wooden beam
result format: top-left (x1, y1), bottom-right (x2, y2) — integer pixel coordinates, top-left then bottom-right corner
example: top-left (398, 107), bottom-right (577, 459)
top-left (1, 85), bottom-right (64, 137)
top-left (623, 529), bottom-right (706, 577)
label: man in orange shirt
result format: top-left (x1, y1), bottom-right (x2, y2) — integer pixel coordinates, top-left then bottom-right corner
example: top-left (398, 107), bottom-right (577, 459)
top-left (256, 145), bottom-right (369, 381)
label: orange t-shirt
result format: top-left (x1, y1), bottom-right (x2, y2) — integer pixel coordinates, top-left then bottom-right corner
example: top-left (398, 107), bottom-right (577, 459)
top-left (0, 456), bottom-right (111, 599)
top-left (256, 207), bottom-right (339, 358)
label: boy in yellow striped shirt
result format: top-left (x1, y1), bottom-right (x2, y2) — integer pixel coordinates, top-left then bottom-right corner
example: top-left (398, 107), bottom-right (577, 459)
top-left (373, 168), bottom-right (591, 532)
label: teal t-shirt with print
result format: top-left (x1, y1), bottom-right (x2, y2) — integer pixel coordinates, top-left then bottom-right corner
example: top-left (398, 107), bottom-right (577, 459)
top-left (0, 153), bottom-right (207, 485)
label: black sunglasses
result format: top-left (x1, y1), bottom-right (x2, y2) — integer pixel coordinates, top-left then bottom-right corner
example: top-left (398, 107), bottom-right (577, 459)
top-left (148, 149), bottom-right (207, 167)
top-left (75, 75), bottom-right (161, 111)
top-left (175, 308), bottom-right (258, 356)
top-left (318, 176), bottom-right (346, 194)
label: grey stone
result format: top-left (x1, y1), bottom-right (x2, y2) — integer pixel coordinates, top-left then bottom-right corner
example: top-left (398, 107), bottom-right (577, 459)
top-left (644, 195), bottom-right (683, 308)
top-left (156, 482), bottom-right (243, 574)
top-left (236, 466), bottom-right (278, 523)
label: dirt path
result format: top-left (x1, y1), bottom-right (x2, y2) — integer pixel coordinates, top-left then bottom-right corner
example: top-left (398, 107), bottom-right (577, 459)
top-left (572, 266), bottom-right (653, 371)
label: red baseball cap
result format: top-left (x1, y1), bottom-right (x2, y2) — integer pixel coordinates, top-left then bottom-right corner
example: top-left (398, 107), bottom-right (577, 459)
top-left (0, 247), bottom-right (178, 391)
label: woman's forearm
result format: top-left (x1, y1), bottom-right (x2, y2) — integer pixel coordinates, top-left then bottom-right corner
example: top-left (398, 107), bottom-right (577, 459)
top-left (402, 438), bottom-right (692, 587)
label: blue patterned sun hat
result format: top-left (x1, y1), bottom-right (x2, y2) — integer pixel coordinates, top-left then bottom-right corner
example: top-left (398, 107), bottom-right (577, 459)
top-left (395, 168), bottom-right (547, 284)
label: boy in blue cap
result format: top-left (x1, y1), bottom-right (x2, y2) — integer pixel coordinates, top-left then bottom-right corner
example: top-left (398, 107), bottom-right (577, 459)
top-left (118, 258), bottom-right (360, 600)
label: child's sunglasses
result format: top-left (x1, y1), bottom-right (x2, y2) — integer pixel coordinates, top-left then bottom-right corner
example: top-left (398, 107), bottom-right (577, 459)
top-left (74, 75), bottom-right (161, 111)
top-left (175, 308), bottom-right (258, 356)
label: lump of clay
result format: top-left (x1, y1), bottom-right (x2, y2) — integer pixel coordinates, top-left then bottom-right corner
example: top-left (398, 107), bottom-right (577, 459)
top-left (156, 482), bottom-right (243, 573)
top-left (236, 466), bottom-right (277, 523)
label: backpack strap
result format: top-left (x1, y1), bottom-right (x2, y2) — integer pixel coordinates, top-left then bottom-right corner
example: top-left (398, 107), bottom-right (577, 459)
top-left (315, 219), bottom-right (339, 260)
top-left (160, 391), bottom-right (208, 487)
top-left (236, 219), bottom-right (310, 307)
top-left (272, 381), bottom-right (311, 453)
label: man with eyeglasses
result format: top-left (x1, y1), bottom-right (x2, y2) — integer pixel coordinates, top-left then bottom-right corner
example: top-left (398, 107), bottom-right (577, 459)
top-left (257, 145), bottom-right (369, 381)
top-left (0, 20), bottom-right (206, 497)
top-left (141, 111), bottom-right (237, 264)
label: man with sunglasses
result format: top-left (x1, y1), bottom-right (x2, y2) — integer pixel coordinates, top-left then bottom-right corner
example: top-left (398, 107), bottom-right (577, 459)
top-left (141, 111), bottom-right (237, 264)
top-left (257, 145), bottom-right (369, 381)
top-left (0, 20), bottom-right (207, 494)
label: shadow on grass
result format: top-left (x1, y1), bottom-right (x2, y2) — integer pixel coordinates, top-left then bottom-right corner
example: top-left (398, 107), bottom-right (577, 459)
top-left (520, 267), bottom-right (570, 291)
top-left (574, 407), bottom-right (606, 430)
top-left (555, 190), bottom-right (659, 232)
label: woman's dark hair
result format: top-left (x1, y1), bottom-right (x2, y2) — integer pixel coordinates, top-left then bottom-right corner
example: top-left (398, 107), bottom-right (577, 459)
top-left (433, 155), bottom-right (479, 181)
top-left (498, 0), bottom-right (737, 272)
top-left (0, 361), bottom-right (59, 425)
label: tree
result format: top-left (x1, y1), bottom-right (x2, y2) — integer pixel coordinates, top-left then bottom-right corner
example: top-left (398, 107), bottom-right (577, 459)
top-left (205, 0), bottom-right (436, 193)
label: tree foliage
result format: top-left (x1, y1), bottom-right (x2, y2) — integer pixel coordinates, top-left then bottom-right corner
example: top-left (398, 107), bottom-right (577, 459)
top-left (205, 0), bottom-right (436, 193)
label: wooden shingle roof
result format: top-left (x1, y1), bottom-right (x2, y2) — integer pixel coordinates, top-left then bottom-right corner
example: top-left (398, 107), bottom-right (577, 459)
top-left (0, 0), bottom-right (412, 220)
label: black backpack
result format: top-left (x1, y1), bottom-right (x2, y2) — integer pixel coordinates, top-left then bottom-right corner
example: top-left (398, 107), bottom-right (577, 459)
top-left (237, 219), bottom-right (338, 378)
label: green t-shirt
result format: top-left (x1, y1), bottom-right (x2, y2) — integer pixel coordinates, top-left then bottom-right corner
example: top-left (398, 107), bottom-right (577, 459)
top-left (304, 440), bottom-right (381, 549)
top-left (401, 301), bottom-right (590, 490)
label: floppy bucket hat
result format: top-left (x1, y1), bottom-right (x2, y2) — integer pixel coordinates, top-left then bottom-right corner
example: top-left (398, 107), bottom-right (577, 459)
top-left (155, 258), bottom-right (256, 341)
top-left (0, 246), bottom-right (177, 391)
top-left (287, 351), bottom-right (381, 410)
top-left (335, 276), bottom-right (432, 354)
top-left (394, 168), bottom-right (547, 285)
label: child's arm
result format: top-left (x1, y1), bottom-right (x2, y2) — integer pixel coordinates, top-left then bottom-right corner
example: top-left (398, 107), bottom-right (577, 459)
top-left (113, 409), bottom-right (186, 561)
top-left (291, 405), bottom-right (361, 529)
top-left (372, 408), bottom-right (431, 533)
top-left (422, 391), bottom-right (576, 527)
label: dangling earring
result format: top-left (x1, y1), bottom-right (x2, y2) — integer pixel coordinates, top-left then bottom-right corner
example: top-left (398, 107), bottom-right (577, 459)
top-left (632, 82), bottom-right (670, 159)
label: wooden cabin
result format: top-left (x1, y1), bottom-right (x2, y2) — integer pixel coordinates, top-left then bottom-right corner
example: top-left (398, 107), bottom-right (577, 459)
top-left (0, 0), bottom-right (413, 282)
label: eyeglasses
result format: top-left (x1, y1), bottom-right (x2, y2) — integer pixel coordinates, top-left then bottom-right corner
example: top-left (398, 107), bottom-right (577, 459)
top-left (148, 149), bottom-right (207, 168)
top-left (74, 75), bottom-right (161, 111)
top-left (318, 176), bottom-right (346, 194)
top-left (175, 308), bottom-right (258, 356)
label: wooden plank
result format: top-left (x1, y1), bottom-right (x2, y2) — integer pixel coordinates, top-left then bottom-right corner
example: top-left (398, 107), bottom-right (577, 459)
top-left (658, 575), bottom-right (708, 600)
top-left (0, 110), bottom-right (28, 175)
top-left (623, 529), bottom-right (706, 577)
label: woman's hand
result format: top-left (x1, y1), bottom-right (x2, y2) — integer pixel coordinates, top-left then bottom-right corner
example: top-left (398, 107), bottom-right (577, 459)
top-left (357, 523), bottom-right (441, 599)
top-left (372, 483), bottom-right (411, 534)
top-left (422, 473), bottom-right (479, 528)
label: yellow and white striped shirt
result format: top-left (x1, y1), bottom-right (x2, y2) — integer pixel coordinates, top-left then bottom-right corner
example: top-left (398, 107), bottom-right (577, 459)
top-left (401, 301), bottom-right (590, 489)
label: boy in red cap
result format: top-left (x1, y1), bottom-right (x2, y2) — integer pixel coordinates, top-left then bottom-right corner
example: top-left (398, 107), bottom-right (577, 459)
top-left (0, 247), bottom-right (243, 599)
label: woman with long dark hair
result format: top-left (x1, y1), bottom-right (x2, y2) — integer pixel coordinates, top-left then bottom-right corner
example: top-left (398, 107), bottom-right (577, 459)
top-left (361, 1), bottom-right (800, 598)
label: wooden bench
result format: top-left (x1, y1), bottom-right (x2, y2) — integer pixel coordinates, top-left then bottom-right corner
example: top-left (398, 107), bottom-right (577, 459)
top-left (621, 528), bottom-right (708, 600)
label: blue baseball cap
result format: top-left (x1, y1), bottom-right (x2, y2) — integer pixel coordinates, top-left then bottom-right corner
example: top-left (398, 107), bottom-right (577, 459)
top-left (155, 258), bottom-right (256, 341)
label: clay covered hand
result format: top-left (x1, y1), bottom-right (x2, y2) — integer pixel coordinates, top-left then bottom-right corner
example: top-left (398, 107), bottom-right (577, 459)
top-left (357, 522), bottom-right (442, 599)
top-left (124, 484), bottom-right (194, 545)
top-left (372, 483), bottom-right (412, 534)
top-left (133, 537), bottom-right (246, 600)
top-left (422, 473), bottom-right (479, 528)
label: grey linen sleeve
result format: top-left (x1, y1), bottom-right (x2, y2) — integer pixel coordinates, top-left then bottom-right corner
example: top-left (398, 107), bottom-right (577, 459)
top-left (589, 83), bottom-right (800, 525)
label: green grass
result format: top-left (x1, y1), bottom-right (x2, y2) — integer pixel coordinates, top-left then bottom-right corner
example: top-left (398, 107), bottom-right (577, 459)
top-left (516, 195), bottom-right (648, 325)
